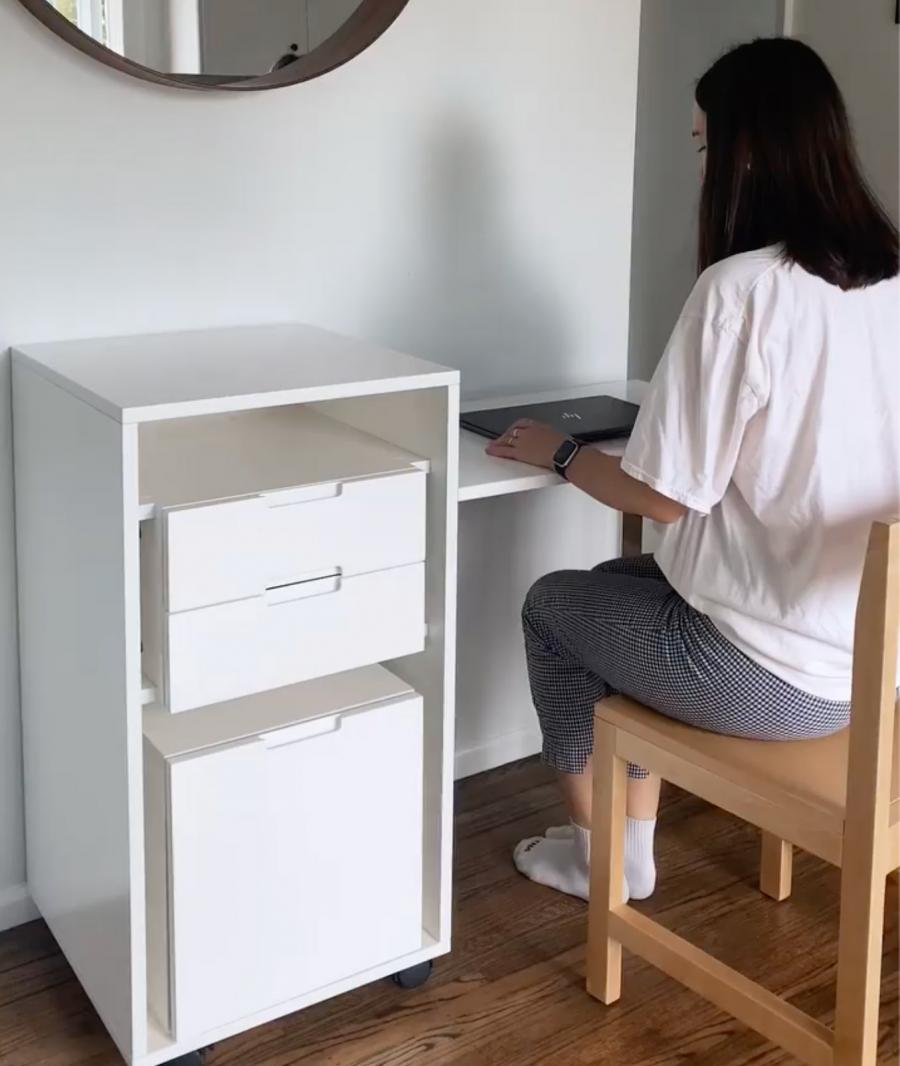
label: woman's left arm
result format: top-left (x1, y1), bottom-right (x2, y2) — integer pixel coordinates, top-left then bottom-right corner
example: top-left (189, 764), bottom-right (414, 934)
top-left (486, 421), bottom-right (687, 524)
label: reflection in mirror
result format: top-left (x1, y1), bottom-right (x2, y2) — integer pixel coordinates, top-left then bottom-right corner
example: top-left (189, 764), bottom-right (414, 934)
top-left (46, 0), bottom-right (365, 78)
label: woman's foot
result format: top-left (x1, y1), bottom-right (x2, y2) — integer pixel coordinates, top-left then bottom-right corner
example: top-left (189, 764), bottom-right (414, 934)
top-left (514, 825), bottom-right (630, 902)
top-left (518, 819), bottom-right (657, 900)
top-left (514, 834), bottom-right (592, 900)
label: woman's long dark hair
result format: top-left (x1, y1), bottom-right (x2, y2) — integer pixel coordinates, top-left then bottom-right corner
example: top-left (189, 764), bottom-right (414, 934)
top-left (695, 38), bottom-right (898, 289)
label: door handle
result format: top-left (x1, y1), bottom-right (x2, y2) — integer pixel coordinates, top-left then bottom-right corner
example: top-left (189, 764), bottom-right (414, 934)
top-left (263, 482), bottom-right (343, 508)
top-left (264, 569), bottom-right (342, 605)
top-left (259, 715), bottom-right (341, 748)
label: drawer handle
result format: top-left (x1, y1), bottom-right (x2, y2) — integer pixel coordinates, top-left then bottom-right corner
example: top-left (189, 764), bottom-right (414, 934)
top-left (259, 715), bottom-right (341, 747)
top-left (263, 482), bottom-right (343, 508)
top-left (264, 570), bottom-right (342, 605)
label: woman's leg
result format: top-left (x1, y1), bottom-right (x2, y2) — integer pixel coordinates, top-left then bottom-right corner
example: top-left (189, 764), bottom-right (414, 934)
top-left (534, 551), bottom-right (668, 829)
top-left (556, 762), bottom-right (661, 826)
top-left (515, 556), bottom-right (676, 900)
top-left (515, 556), bottom-right (850, 903)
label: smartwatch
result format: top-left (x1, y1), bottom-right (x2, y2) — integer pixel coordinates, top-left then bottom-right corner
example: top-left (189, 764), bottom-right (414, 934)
top-left (553, 437), bottom-right (582, 480)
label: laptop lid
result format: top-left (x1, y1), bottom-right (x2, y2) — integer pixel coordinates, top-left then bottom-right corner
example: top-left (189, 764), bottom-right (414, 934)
top-left (461, 394), bottom-right (640, 444)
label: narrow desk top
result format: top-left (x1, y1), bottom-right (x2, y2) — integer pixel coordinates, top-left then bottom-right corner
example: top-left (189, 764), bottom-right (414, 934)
top-left (458, 380), bottom-right (649, 502)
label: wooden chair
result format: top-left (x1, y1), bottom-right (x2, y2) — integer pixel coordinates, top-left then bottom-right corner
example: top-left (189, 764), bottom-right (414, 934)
top-left (586, 520), bottom-right (900, 1066)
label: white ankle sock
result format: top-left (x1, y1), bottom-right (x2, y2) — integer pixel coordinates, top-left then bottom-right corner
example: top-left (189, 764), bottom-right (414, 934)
top-left (515, 824), bottom-right (629, 902)
top-left (514, 832), bottom-right (590, 900)
top-left (624, 817), bottom-right (657, 900)
top-left (540, 819), bottom-right (657, 899)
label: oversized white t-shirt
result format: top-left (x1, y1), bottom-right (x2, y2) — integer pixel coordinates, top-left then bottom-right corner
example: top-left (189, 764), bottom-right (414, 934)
top-left (623, 246), bottom-right (900, 701)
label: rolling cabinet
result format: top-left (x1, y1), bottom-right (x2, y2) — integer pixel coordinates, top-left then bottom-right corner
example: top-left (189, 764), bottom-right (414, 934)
top-left (12, 324), bottom-right (458, 1065)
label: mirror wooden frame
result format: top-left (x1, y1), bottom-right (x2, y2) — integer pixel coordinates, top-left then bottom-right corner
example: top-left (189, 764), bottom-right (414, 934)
top-left (16, 0), bottom-right (410, 90)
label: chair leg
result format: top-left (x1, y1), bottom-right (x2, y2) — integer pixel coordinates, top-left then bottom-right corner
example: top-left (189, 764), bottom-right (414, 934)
top-left (586, 719), bottom-right (627, 1005)
top-left (833, 857), bottom-right (887, 1064)
top-left (760, 832), bottom-right (793, 901)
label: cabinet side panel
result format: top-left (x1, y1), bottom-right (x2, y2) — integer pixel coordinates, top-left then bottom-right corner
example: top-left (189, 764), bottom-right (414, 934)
top-left (13, 363), bottom-right (144, 1060)
top-left (318, 386), bottom-right (459, 945)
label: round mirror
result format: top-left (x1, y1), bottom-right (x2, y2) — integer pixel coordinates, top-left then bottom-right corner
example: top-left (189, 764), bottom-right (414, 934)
top-left (17, 0), bottom-right (410, 90)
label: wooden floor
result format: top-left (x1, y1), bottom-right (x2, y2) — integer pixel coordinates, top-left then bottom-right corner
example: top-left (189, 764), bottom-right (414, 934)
top-left (1, 757), bottom-right (897, 1066)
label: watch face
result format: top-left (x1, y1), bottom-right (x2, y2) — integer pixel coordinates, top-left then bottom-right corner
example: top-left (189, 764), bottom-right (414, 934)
top-left (555, 439), bottom-right (579, 466)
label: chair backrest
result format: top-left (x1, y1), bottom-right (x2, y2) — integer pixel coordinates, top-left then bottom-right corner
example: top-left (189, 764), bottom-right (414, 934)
top-left (846, 520), bottom-right (899, 834)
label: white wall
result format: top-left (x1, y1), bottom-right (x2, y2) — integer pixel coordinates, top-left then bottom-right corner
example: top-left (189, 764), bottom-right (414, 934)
top-left (628, 0), bottom-right (782, 382)
top-left (0, 0), bottom-right (641, 930)
top-left (791, 0), bottom-right (899, 223)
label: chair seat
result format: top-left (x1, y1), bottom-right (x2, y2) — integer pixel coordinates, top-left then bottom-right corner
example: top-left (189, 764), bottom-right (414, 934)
top-left (596, 695), bottom-right (900, 827)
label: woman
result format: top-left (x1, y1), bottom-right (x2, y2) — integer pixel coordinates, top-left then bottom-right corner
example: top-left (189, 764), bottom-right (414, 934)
top-left (487, 38), bottom-right (899, 902)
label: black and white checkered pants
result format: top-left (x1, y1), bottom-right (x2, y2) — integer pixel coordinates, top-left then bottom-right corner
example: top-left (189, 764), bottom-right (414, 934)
top-left (522, 554), bottom-right (851, 779)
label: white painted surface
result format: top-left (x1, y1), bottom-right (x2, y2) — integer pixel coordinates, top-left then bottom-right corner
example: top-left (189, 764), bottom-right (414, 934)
top-left (142, 664), bottom-right (413, 757)
top-left (12, 364), bottom-right (146, 1060)
top-left (148, 692), bottom-right (423, 1039)
top-left (790, 0), bottom-right (899, 224)
top-left (0, 0), bottom-right (641, 922)
top-left (14, 324), bottom-right (457, 423)
top-left (160, 469), bottom-right (426, 611)
top-left (319, 386), bottom-right (459, 947)
top-left (0, 882), bottom-right (39, 933)
top-left (161, 562), bottom-right (426, 712)
top-left (627, 0), bottom-right (783, 381)
top-left (138, 405), bottom-right (426, 507)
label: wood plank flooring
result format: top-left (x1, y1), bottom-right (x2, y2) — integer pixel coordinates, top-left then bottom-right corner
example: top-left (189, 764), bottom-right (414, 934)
top-left (1, 757), bottom-right (897, 1065)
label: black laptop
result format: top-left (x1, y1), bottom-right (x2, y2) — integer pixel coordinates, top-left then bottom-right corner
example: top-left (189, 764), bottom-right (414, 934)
top-left (461, 394), bottom-right (640, 443)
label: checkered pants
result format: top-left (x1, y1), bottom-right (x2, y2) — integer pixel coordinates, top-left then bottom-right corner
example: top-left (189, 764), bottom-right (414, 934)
top-left (522, 554), bottom-right (851, 779)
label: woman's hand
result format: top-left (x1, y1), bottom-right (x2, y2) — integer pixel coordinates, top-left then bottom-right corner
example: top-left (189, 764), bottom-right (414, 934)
top-left (485, 419), bottom-right (568, 470)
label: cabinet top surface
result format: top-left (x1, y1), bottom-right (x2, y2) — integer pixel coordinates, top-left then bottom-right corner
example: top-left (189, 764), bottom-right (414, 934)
top-left (13, 324), bottom-right (458, 424)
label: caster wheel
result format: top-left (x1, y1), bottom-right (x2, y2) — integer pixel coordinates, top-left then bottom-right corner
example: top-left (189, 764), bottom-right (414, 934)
top-left (164, 1051), bottom-right (206, 1065)
top-left (391, 960), bottom-right (433, 989)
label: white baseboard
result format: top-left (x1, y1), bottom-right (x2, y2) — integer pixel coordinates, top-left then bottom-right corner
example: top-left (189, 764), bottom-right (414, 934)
top-left (454, 727), bottom-right (542, 780)
top-left (0, 882), bottom-right (38, 933)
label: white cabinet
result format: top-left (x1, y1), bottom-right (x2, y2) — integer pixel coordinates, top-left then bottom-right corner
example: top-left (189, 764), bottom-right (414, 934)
top-left (13, 324), bottom-right (458, 1066)
top-left (144, 673), bottom-right (424, 1040)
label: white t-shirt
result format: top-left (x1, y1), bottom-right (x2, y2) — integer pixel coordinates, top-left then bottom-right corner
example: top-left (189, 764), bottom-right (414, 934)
top-left (623, 245), bottom-right (900, 701)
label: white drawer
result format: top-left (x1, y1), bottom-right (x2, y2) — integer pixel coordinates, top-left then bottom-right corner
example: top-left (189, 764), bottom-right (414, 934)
top-left (163, 563), bottom-right (425, 712)
top-left (161, 468), bottom-right (426, 613)
top-left (145, 687), bottom-right (424, 1040)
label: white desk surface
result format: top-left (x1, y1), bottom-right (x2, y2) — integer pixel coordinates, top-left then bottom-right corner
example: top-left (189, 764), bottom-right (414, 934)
top-left (458, 380), bottom-right (648, 502)
top-left (12, 324), bottom-right (458, 424)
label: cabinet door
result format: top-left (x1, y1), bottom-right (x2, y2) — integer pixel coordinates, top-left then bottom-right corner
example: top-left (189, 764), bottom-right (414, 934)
top-left (166, 694), bottom-right (424, 1039)
top-left (263, 694), bottom-right (424, 997)
top-left (167, 740), bottom-right (274, 1037)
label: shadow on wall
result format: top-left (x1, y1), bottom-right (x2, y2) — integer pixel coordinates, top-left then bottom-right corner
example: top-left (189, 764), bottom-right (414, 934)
top-left (369, 118), bottom-right (571, 399)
